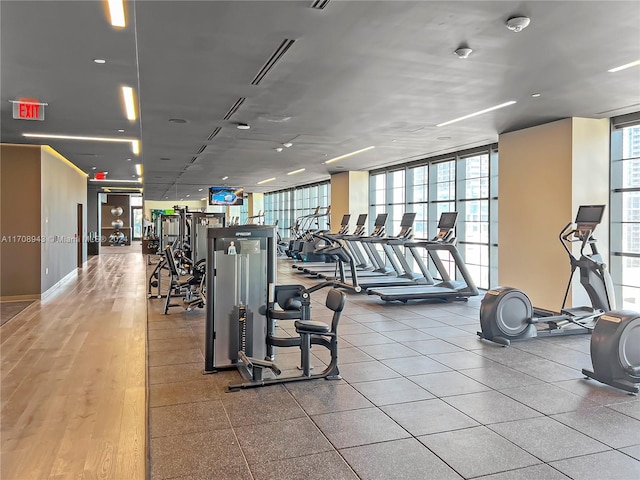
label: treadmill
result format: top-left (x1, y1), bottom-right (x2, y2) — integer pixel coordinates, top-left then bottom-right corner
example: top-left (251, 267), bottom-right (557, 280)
top-left (367, 212), bottom-right (479, 302)
top-left (309, 214), bottom-right (389, 278)
top-left (291, 214), bottom-right (351, 270)
top-left (355, 212), bottom-right (432, 289)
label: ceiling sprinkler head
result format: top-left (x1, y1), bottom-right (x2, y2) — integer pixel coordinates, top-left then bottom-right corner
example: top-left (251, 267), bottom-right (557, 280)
top-left (506, 16), bottom-right (531, 32)
top-left (454, 47), bottom-right (473, 59)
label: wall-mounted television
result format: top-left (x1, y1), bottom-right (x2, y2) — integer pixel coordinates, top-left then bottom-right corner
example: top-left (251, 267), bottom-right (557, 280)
top-left (209, 187), bottom-right (244, 206)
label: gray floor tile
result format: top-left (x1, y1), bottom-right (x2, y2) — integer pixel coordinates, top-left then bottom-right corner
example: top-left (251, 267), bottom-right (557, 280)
top-left (620, 445), bottom-right (640, 461)
top-left (428, 351), bottom-right (496, 369)
top-left (382, 355), bottom-right (452, 376)
top-left (550, 450), bottom-right (640, 480)
top-left (345, 312), bottom-right (399, 323)
top-left (340, 437), bottom-right (462, 480)
top-left (235, 417), bottom-right (334, 465)
top-left (607, 401), bottom-right (640, 420)
top-left (221, 384), bottom-right (307, 427)
top-left (404, 339), bottom-right (465, 354)
top-left (337, 360), bottom-right (402, 383)
top-left (418, 325), bottom-right (474, 338)
top-left (443, 390), bottom-right (542, 424)
top-left (418, 426), bottom-right (540, 478)
top-left (473, 464), bottom-right (570, 480)
top-left (149, 378), bottom-right (223, 407)
top-left (398, 317), bottom-right (448, 328)
top-left (352, 377), bottom-right (433, 406)
top-left (429, 314), bottom-right (479, 326)
top-left (488, 416), bottom-right (610, 462)
top-left (382, 398), bottom-right (478, 435)
top-left (338, 323), bottom-right (376, 335)
top-left (554, 378), bottom-right (640, 405)
top-left (499, 383), bottom-right (600, 415)
top-left (312, 407), bottom-right (410, 448)
top-left (509, 358), bottom-right (585, 382)
top-left (149, 362), bottom-right (205, 385)
top-left (286, 381), bottom-right (373, 415)
top-left (359, 342), bottom-right (425, 360)
top-left (382, 329), bottom-right (435, 342)
top-left (148, 348), bottom-right (203, 367)
top-left (513, 341), bottom-right (592, 370)
top-left (552, 406), bottom-right (640, 448)
top-left (442, 335), bottom-right (489, 350)
top-left (150, 429), bottom-right (247, 479)
top-left (362, 319), bottom-right (412, 332)
top-left (409, 371), bottom-right (491, 397)
top-left (335, 346), bottom-right (376, 364)
top-left (150, 400), bottom-right (230, 438)
top-left (461, 364), bottom-right (543, 390)
top-left (250, 451), bottom-right (358, 480)
top-left (340, 332), bottom-right (396, 346)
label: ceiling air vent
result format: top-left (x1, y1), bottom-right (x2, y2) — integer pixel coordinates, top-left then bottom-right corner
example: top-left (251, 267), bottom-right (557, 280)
top-left (310, 0), bottom-right (330, 9)
top-left (223, 97), bottom-right (246, 120)
top-left (207, 126), bottom-right (221, 140)
top-left (251, 39), bottom-right (295, 86)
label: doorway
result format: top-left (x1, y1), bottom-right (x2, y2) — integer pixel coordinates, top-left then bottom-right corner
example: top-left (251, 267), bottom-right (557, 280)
top-left (132, 207), bottom-right (143, 241)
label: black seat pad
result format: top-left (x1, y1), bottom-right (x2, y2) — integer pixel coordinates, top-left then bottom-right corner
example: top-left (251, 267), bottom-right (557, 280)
top-left (295, 320), bottom-right (330, 334)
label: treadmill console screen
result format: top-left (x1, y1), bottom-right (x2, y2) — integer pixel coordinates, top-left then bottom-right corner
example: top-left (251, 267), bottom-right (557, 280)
top-left (400, 212), bottom-right (417, 227)
top-left (438, 212), bottom-right (458, 230)
top-left (356, 214), bottom-right (368, 226)
top-left (374, 213), bottom-right (388, 226)
top-left (340, 214), bottom-right (351, 226)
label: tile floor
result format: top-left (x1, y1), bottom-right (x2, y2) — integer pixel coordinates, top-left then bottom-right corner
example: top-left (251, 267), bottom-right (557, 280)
top-left (147, 259), bottom-right (640, 480)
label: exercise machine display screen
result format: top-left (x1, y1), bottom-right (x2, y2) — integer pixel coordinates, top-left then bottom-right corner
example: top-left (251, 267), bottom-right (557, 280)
top-left (356, 214), bottom-right (368, 226)
top-left (400, 212), bottom-right (417, 227)
top-left (374, 213), bottom-right (388, 226)
top-left (438, 212), bottom-right (458, 230)
top-left (575, 205), bottom-right (605, 226)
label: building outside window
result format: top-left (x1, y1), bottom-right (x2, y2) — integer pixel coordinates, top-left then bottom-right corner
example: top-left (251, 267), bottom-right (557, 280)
top-left (611, 114), bottom-right (640, 309)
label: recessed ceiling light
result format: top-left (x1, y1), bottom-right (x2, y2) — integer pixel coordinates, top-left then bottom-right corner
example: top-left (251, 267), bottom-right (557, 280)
top-left (89, 179), bottom-right (141, 184)
top-left (198, 188), bottom-right (203, 192)
top-left (531, 93), bottom-right (541, 98)
top-left (121, 86), bottom-right (136, 121)
top-left (186, 195), bottom-right (190, 198)
top-left (608, 60), bottom-right (640, 73)
top-left (92, 166), bottom-right (97, 170)
top-left (325, 146), bottom-right (376, 164)
top-left (454, 47), bottom-right (473, 59)
top-left (283, 142), bottom-right (293, 148)
top-left (257, 177), bottom-right (276, 185)
top-left (237, 123), bottom-right (250, 130)
top-left (287, 168), bottom-right (305, 175)
top-left (437, 136), bottom-right (452, 140)
top-left (108, 0), bottom-right (126, 27)
top-left (132, 175), bottom-right (136, 178)
top-left (118, 129), bottom-right (124, 132)
top-left (165, 196), bottom-right (169, 199)
top-left (168, 118), bottom-right (188, 123)
top-left (436, 101), bottom-right (516, 127)
top-left (222, 176), bottom-right (229, 180)
top-left (127, 158), bottom-right (132, 161)
top-left (275, 147), bottom-right (283, 152)
top-left (94, 59), bottom-right (106, 64)
top-left (23, 133), bottom-right (140, 154)
top-left (505, 16), bottom-right (530, 33)
top-left (180, 198), bottom-right (184, 201)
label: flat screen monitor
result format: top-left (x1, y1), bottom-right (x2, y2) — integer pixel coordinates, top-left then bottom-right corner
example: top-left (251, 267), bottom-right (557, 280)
top-left (374, 213), bottom-right (388, 226)
top-left (400, 212), bottom-right (417, 227)
top-left (209, 187), bottom-right (244, 206)
top-left (340, 214), bottom-right (351, 226)
top-left (356, 214), bottom-right (368, 226)
top-left (438, 212), bottom-right (458, 230)
top-left (575, 205), bottom-right (605, 225)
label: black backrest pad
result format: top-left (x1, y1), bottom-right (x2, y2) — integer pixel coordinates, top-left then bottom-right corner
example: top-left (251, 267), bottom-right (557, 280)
top-left (165, 245), bottom-right (179, 276)
top-left (325, 288), bottom-right (346, 312)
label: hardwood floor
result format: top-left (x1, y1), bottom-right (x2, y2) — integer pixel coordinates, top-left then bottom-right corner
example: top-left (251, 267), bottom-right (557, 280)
top-left (1, 252), bottom-right (147, 480)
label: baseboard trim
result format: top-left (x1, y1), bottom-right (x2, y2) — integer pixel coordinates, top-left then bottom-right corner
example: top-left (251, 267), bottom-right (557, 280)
top-left (0, 294), bottom-right (41, 302)
top-left (41, 269), bottom-right (79, 301)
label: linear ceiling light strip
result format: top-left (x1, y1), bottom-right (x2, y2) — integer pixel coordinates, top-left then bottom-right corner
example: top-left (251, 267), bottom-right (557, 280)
top-left (251, 39), bottom-right (295, 86)
top-left (223, 97), bottom-right (246, 120)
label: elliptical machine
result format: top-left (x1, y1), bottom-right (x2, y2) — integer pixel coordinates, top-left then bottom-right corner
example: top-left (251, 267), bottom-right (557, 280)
top-left (479, 205), bottom-right (615, 346)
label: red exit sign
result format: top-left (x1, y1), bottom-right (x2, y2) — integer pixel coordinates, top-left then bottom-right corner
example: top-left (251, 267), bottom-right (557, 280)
top-left (12, 99), bottom-right (46, 121)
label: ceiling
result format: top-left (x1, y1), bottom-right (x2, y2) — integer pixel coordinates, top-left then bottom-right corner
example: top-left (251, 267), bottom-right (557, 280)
top-left (2, 1), bottom-right (639, 200)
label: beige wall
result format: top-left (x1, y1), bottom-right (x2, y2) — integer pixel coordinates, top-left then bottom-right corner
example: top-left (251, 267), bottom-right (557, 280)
top-left (0, 144), bottom-right (42, 298)
top-left (144, 200), bottom-right (208, 220)
top-left (330, 171), bottom-right (369, 233)
top-left (498, 118), bottom-right (610, 310)
top-left (40, 146), bottom-right (88, 294)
